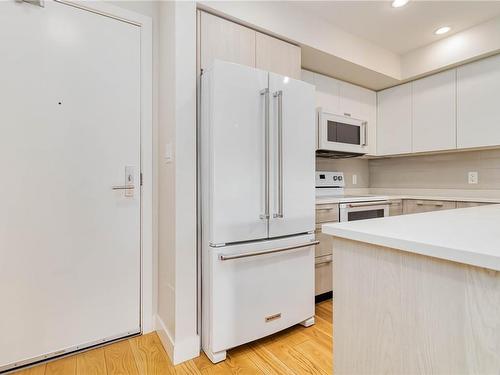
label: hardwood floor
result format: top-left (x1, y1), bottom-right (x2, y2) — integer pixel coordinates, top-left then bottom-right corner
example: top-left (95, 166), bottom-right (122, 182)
top-left (14, 300), bottom-right (332, 375)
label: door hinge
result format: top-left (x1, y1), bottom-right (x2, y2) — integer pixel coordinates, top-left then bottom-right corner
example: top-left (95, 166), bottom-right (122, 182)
top-left (16, 0), bottom-right (45, 7)
top-left (140, 173), bottom-right (143, 186)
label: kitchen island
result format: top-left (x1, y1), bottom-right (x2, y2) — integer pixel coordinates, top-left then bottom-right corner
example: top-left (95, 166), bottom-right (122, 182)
top-left (322, 204), bottom-right (500, 375)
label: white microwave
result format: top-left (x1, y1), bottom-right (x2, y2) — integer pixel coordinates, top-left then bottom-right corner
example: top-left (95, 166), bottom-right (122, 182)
top-left (317, 109), bottom-right (368, 155)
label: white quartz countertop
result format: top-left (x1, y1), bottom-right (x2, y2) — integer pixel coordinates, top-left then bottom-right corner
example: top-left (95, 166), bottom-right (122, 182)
top-left (316, 194), bottom-right (500, 205)
top-left (322, 204), bottom-right (500, 271)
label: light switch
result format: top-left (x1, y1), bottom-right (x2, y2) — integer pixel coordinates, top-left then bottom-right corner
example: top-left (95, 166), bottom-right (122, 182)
top-left (164, 142), bottom-right (173, 163)
top-left (468, 171), bottom-right (478, 184)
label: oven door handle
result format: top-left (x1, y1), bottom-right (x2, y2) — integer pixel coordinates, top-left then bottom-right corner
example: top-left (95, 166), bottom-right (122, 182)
top-left (346, 201), bottom-right (390, 208)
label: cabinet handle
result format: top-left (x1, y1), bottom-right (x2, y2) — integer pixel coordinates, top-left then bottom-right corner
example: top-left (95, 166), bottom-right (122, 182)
top-left (316, 207), bottom-right (335, 211)
top-left (344, 113), bottom-right (351, 117)
top-left (416, 202), bottom-right (444, 207)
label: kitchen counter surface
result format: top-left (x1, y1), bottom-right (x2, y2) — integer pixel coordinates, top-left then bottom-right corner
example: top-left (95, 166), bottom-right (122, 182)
top-left (322, 204), bottom-right (500, 271)
top-left (316, 194), bottom-right (500, 205)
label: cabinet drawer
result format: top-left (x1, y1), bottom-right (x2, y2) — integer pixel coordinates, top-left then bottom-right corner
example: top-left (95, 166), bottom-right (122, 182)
top-left (315, 225), bottom-right (333, 257)
top-left (315, 204), bottom-right (339, 223)
top-left (456, 201), bottom-right (491, 208)
top-left (388, 199), bottom-right (403, 216)
top-left (403, 199), bottom-right (456, 214)
top-left (315, 255), bottom-right (333, 296)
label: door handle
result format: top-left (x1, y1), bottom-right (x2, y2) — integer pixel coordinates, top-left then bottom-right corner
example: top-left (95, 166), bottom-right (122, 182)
top-left (260, 88), bottom-right (270, 220)
top-left (113, 166), bottom-right (135, 197)
top-left (273, 90), bottom-right (284, 219)
top-left (112, 186), bottom-right (135, 190)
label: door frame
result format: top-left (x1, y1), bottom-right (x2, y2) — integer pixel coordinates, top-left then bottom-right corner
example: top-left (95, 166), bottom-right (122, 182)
top-left (54, 0), bottom-right (154, 333)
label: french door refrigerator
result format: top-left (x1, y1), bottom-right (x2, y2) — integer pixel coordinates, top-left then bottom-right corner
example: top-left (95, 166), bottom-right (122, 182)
top-left (201, 60), bottom-right (317, 363)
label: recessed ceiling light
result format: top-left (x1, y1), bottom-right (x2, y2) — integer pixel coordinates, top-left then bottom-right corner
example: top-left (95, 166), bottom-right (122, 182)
top-left (435, 26), bottom-right (451, 35)
top-left (392, 0), bottom-right (409, 8)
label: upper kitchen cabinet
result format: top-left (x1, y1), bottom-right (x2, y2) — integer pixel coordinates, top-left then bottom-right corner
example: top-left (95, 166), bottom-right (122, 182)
top-left (457, 53), bottom-right (500, 149)
top-left (309, 71), bottom-right (340, 113)
top-left (200, 12), bottom-right (256, 71)
top-left (338, 81), bottom-right (362, 119)
top-left (377, 83), bottom-right (412, 156)
top-left (357, 86), bottom-right (377, 156)
top-left (412, 70), bottom-right (456, 153)
top-left (255, 32), bottom-right (301, 79)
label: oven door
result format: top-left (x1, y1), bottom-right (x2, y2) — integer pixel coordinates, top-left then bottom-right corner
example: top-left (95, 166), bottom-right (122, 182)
top-left (317, 110), bottom-right (367, 153)
top-left (339, 201), bottom-right (389, 222)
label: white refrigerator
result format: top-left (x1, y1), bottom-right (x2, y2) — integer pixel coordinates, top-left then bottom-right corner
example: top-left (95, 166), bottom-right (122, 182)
top-left (200, 60), bottom-right (317, 363)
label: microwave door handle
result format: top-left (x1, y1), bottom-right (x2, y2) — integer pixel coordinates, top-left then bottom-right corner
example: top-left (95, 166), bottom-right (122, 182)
top-left (361, 121), bottom-right (367, 146)
top-left (273, 90), bottom-right (284, 219)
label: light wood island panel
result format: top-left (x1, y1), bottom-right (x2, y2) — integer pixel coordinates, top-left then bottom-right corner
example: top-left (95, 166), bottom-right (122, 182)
top-left (333, 237), bottom-right (500, 374)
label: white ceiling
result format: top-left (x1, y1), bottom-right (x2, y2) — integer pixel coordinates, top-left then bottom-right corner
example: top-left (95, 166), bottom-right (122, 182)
top-left (291, 1), bottom-right (500, 55)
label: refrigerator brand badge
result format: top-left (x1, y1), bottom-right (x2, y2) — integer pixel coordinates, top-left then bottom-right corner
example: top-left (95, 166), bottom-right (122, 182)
top-left (265, 313), bottom-right (282, 323)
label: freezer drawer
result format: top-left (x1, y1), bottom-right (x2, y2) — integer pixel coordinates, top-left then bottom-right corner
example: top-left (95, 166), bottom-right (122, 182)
top-left (203, 235), bottom-right (315, 354)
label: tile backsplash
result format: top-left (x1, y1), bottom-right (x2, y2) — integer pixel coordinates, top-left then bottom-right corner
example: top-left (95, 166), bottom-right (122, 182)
top-left (369, 149), bottom-right (500, 190)
top-left (316, 157), bottom-right (370, 188)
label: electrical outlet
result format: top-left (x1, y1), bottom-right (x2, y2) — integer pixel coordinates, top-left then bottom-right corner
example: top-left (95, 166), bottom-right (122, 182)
top-left (468, 171), bottom-right (478, 184)
top-left (352, 174), bottom-right (358, 185)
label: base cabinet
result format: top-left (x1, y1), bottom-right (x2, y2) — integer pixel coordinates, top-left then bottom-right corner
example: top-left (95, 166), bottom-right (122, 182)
top-left (388, 199), bottom-right (403, 216)
top-left (456, 201), bottom-right (491, 208)
top-left (403, 199), bottom-right (456, 214)
top-left (315, 203), bottom-right (338, 296)
top-left (315, 255), bottom-right (333, 296)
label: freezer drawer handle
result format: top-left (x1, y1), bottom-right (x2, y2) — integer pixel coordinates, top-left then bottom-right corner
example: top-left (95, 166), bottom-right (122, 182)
top-left (219, 240), bottom-right (319, 261)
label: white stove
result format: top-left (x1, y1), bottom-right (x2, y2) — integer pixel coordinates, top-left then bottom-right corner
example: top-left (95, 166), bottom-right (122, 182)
top-left (316, 171), bottom-right (390, 221)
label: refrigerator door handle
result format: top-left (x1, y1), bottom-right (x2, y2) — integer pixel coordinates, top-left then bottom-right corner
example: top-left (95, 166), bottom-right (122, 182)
top-left (273, 90), bottom-right (284, 219)
top-left (219, 240), bottom-right (319, 261)
top-left (260, 88), bottom-right (270, 220)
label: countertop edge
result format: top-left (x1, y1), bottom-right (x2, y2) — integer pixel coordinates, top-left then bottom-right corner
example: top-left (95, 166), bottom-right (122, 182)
top-left (322, 225), bottom-right (500, 272)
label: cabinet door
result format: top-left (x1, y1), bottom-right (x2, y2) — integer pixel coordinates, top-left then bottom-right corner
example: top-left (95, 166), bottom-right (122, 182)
top-left (339, 81), bottom-right (362, 118)
top-left (256, 32), bottom-right (301, 79)
top-left (314, 73), bottom-right (341, 113)
top-left (315, 256), bottom-right (333, 296)
top-left (377, 83), bottom-right (412, 155)
top-left (456, 201), bottom-right (490, 208)
top-left (200, 12), bottom-right (255, 71)
top-left (268, 73), bottom-right (316, 238)
top-left (359, 87), bottom-right (377, 156)
top-left (457, 54), bottom-right (500, 149)
top-left (403, 200), bottom-right (456, 214)
top-left (413, 70), bottom-right (456, 152)
top-left (388, 200), bottom-right (403, 216)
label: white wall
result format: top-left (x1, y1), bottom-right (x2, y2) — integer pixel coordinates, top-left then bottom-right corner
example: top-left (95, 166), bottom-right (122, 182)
top-left (401, 16), bottom-right (500, 79)
top-left (156, 0), bottom-right (199, 365)
top-left (198, 1), bottom-right (402, 80)
top-left (110, 0), bottom-right (199, 365)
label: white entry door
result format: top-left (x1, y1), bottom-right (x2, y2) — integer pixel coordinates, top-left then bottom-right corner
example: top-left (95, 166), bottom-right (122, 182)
top-left (0, 1), bottom-right (141, 371)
